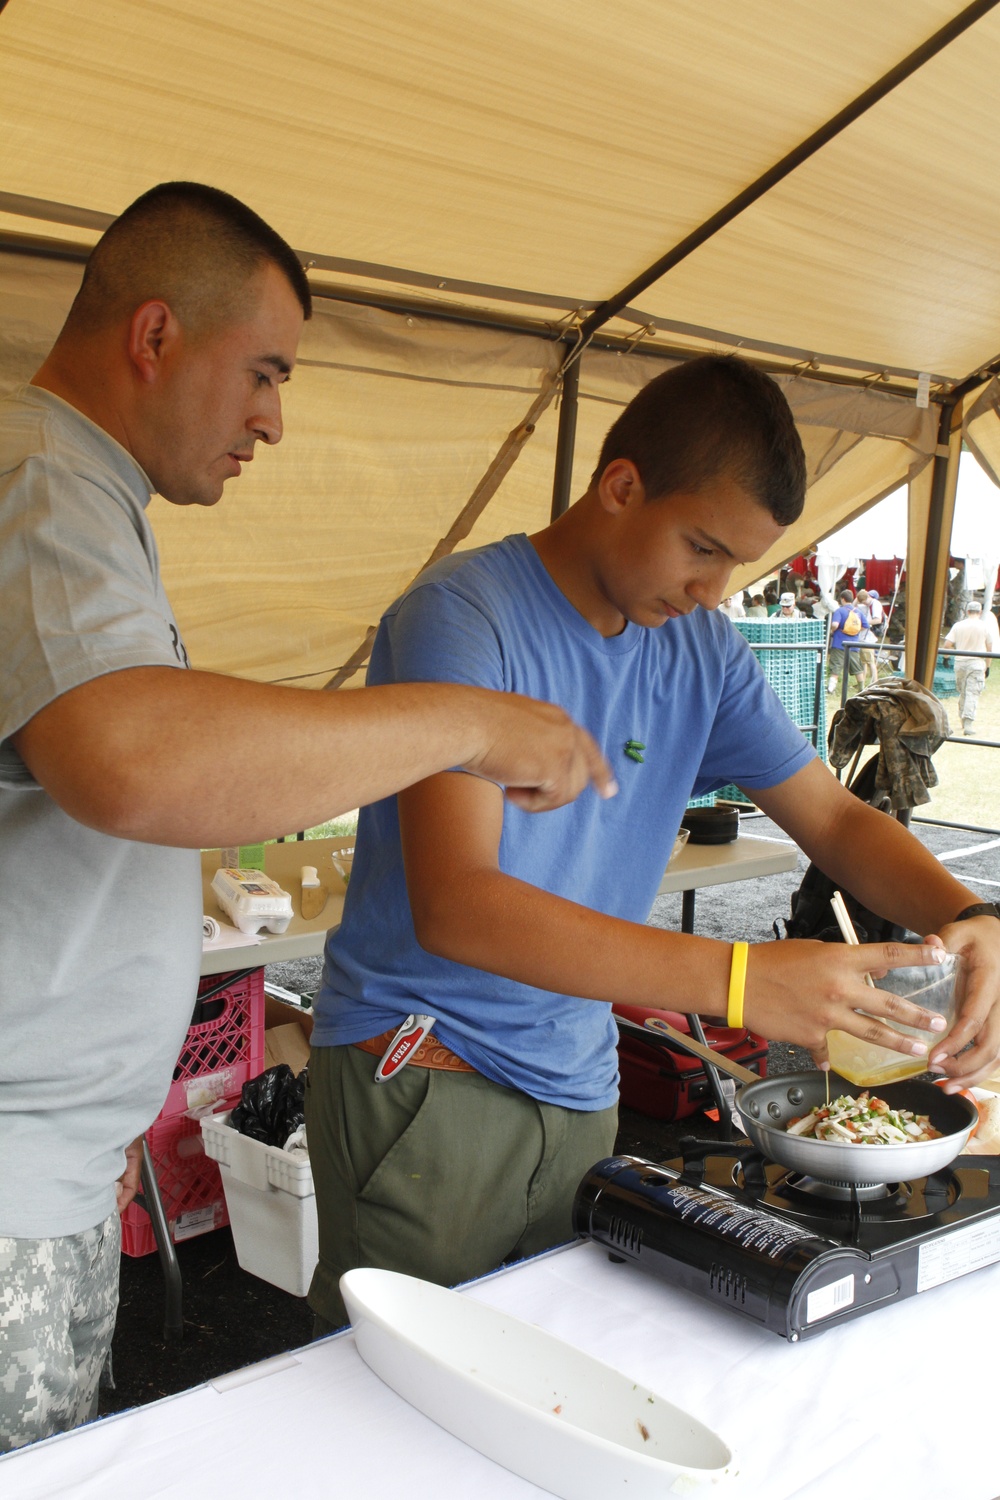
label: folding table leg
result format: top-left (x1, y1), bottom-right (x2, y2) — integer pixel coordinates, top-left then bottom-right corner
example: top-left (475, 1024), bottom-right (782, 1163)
top-left (136, 1138), bottom-right (184, 1341)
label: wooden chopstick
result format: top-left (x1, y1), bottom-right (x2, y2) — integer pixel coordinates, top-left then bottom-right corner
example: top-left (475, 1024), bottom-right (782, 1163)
top-left (830, 891), bottom-right (877, 988)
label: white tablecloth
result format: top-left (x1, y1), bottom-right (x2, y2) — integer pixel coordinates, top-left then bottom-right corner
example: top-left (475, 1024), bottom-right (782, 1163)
top-left (3, 1237), bottom-right (999, 1499)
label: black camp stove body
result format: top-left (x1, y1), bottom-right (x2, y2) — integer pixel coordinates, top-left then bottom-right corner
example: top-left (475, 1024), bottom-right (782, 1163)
top-left (572, 1142), bottom-right (1000, 1341)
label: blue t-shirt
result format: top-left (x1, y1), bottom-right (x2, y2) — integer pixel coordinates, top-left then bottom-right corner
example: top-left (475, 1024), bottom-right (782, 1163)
top-left (314, 534), bottom-right (815, 1109)
top-left (830, 603), bottom-right (871, 650)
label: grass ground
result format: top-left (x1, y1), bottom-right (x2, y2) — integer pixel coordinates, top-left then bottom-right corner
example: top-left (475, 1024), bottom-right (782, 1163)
top-left (920, 671), bottom-right (1000, 831)
top-left (302, 811), bottom-right (359, 839)
top-left (827, 658), bottom-right (1000, 832)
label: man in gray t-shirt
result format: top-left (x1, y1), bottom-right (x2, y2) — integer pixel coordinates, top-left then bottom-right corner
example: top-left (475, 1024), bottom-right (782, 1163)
top-left (0, 183), bottom-right (611, 1453)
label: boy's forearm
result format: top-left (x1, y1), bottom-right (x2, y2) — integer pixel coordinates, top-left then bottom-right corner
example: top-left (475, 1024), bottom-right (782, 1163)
top-left (756, 759), bottom-right (977, 938)
top-left (408, 864), bottom-right (962, 1060)
top-left (796, 791), bottom-right (975, 937)
top-left (410, 865), bottom-right (731, 1013)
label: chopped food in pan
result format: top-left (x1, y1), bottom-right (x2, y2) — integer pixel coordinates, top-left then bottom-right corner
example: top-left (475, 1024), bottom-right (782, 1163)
top-left (786, 1092), bottom-right (942, 1145)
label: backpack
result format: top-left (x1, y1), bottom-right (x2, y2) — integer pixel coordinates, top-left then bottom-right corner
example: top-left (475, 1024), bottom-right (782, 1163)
top-left (774, 756), bottom-right (913, 946)
top-left (841, 607), bottom-right (862, 637)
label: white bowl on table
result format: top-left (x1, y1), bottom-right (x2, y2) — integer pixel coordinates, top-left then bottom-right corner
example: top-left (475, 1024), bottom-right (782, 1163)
top-left (340, 1267), bottom-right (734, 1498)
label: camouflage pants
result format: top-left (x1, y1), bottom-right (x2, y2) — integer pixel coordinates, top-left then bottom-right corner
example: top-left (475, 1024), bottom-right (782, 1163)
top-left (0, 1212), bottom-right (120, 1453)
top-left (955, 660), bottom-right (986, 727)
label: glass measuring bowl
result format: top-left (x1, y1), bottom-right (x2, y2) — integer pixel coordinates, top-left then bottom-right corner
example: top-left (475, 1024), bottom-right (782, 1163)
top-left (826, 953), bottom-right (964, 1087)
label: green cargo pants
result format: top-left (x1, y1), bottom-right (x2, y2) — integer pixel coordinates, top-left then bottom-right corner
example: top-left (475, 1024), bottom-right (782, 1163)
top-left (305, 1044), bottom-right (617, 1332)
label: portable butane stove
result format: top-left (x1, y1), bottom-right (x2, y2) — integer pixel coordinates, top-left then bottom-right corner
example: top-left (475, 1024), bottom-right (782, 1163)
top-left (572, 1139), bottom-right (1000, 1341)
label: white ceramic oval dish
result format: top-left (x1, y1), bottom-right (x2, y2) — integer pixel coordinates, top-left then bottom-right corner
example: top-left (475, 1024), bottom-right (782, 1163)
top-left (340, 1267), bottom-right (735, 1498)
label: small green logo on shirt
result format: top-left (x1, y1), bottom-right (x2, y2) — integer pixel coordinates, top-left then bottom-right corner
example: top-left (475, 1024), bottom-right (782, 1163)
top-left (624, 739), bottom-right (646, 763)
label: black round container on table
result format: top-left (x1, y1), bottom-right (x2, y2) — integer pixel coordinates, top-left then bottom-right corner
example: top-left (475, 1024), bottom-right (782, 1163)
top-left (681, 807), bottom-right (740, 844)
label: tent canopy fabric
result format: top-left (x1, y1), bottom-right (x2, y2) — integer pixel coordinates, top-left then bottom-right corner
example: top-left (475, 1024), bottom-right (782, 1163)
top-left (3, 0), bottom-right (1000, 684)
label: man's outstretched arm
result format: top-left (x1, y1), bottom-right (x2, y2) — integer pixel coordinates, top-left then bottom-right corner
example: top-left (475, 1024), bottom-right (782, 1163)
top-left (12, 665), bottom-right (615, 846)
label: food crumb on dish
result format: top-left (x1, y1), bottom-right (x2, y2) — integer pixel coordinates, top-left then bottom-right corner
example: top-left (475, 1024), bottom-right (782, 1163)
top-left (636, 1419), bottom-right (650, 1441)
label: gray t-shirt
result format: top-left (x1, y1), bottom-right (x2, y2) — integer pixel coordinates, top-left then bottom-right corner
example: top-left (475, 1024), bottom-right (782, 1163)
top-left (0, 385), bottom-right (201, 1237)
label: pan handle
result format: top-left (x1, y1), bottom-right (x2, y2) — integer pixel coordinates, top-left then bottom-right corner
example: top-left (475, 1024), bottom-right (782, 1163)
top-left (636, 1015), bottom-right (762, 1086)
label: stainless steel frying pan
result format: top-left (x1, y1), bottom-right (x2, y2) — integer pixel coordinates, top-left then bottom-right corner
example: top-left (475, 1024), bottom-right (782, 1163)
top-left (629, 1015), bottom-right (978, 1184)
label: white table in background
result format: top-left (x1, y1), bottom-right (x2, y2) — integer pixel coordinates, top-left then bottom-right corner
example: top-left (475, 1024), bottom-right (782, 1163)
top-left (200, 836), bottom-right (353, 977)
top-left (200, 831), bottom-right (799, 977)
top-left (656, 831), bottom-right (798, 933)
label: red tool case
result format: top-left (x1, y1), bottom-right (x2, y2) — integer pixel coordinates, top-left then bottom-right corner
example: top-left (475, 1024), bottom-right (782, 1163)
top-left (612, 1002), bottom-right (767, 1121)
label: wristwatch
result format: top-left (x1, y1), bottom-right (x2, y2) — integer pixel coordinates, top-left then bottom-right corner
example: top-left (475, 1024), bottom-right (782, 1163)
top-left (953, 902), bottom-right (1000, 922)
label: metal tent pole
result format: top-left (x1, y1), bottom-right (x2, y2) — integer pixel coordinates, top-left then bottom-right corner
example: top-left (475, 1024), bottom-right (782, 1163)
top-left (543, 0), bottom-right (1000, 523)
top-left (913, 401), bottom-right (963, 687)
top-left (571, 0), bottom-right (1000, 347)
top-left (550, 352), bottom-right (580, 520)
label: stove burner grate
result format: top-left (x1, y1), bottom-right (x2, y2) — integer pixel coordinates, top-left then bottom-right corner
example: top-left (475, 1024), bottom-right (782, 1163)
top-left (725, 1152), bottom-right (965, 1220)
top-left (781, 1172), bottom-right (900, 1204)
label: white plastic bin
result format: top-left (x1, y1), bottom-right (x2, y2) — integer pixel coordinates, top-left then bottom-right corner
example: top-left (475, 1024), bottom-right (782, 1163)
top-left (201, 1110), bottom-right (317, 1297)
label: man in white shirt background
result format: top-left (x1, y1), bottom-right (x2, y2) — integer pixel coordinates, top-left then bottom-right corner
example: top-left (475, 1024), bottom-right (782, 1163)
top-left (944, 600), bottom-right (995, 736)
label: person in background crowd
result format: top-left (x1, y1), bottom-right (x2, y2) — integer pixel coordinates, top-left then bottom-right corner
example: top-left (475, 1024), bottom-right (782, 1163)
top-left (798, 584), bottom-right (821, 618)
top-left (719, 593), bottom-right (746, 619)
top-left (0, 182), bottom-right (611, 1454)
top-left (853, 588), bottom-right (878, 689)
top-left (944, 600), bottom-right (994, 735)
top-left (827, 588), bottom-right (870, 696)
top-left (746, 593), bottom-right (768, 618)
top-left (776, 590), bottom-right (803, 620)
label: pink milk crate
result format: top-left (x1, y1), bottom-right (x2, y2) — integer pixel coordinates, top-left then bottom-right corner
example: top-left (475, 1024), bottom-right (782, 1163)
top-left (121, 967), bottom-right (265, 1257)
top-left (161, 967), bottom-right (265, 1118)
top-left (121, 1108), bottom-right (233, 1257)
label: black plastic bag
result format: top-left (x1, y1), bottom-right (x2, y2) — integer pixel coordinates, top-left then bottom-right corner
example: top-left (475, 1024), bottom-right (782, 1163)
top-left (230, 1062), bottom-right (307, 1147)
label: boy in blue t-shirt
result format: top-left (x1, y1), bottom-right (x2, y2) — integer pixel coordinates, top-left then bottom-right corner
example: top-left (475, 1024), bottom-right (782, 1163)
top-left (306, 356), bottom-right (1000, 1331)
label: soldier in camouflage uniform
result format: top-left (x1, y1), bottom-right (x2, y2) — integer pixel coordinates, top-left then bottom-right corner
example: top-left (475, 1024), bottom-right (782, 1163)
top-left (0, 1218), bottom-right (119, 1450)
top-left (0, 184), bottom-right (610, 1454)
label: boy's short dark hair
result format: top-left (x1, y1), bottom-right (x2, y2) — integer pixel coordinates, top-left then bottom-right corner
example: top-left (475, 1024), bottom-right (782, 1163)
top-left (593, 354), bottom-right (805, 525)
top-left (67, 181), bottom-right (312, 334)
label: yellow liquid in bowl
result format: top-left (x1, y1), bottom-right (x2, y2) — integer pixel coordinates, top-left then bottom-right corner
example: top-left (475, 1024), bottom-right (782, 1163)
top-left (825, 1030), bottom-right (927, 1088)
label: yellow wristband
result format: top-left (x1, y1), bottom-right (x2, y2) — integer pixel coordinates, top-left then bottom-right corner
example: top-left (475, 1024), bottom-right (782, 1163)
top-left (727, 941), bottom-right (748, 1029)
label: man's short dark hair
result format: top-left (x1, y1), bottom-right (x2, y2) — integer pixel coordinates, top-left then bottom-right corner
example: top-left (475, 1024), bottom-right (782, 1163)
top-left (592, 354), bottom-right (805, 525)
top-left (66, 181), bottom-right (312, 334)
top-left (839, 590), bottom-right (854, 603)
